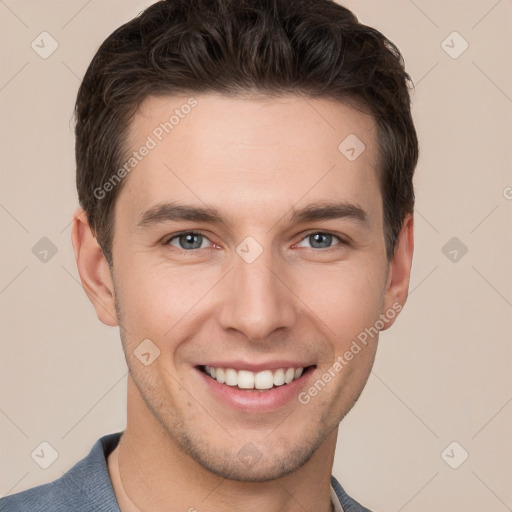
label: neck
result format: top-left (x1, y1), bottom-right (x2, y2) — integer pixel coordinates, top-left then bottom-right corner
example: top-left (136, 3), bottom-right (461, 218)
top-left (108, 377), bottom-right (337, 512)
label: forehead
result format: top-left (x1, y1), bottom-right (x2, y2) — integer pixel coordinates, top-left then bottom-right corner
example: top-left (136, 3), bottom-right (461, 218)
top-left (117, 93), bottom-right (381, 228)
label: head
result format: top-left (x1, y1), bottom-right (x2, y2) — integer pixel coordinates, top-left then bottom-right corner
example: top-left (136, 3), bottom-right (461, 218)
top-left (72, 0), bottom-right (417, 481)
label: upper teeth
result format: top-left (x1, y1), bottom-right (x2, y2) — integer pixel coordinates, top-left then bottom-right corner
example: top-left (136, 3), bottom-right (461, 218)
top-left (204, 366), bottom-right (304, 390)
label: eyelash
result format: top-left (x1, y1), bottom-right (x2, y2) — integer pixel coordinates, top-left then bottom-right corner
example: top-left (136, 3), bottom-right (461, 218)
top-left (164, 231), bottom-right (346, 252)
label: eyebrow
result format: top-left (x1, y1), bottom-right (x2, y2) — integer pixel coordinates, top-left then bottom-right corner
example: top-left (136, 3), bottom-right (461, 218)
top-left (137, 202), bottom-right (225, 228)
top-left (136, 200), bottom-right (368, 229)
top-left (289, 202), bottom-right (367, 225)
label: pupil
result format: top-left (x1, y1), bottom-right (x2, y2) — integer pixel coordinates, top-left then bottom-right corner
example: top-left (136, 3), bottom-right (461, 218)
top-left (182, 234), bottom-right (201, 249)
top-left (312, 233), bottom-right (330, 248)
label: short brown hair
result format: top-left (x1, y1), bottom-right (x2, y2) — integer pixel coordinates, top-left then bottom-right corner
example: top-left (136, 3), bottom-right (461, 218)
top-left (75, 0), bottom-right (418, 265)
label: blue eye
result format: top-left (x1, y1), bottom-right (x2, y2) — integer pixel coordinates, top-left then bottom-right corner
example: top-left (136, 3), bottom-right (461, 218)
top-left (167, 232), bottom-right (209, 250)
top-left (297, 232), bottom-right (342, 249)
top-left (165, 231), bottom-right (343, 252)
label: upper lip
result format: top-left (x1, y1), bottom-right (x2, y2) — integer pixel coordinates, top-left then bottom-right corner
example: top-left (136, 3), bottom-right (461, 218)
top-left (197, 360), bottom-right (315, 372)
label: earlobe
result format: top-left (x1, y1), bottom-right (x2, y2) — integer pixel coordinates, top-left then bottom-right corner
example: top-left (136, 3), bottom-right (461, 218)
top-left (71, 208), bottom-right (119, 327)
top-left (380, 214), bottom-right (414, 330)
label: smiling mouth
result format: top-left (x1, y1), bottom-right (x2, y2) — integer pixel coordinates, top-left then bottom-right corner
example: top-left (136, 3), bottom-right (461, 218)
top-left (199, 365), bottom-right (315, 391)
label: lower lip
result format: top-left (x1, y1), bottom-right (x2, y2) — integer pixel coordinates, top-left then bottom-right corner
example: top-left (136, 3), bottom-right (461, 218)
top-left (196, 367), bottom-right (316, 413)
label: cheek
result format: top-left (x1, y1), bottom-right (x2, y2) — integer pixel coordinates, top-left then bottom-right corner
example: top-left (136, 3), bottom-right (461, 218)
top-left (296, 262), bottom-right (385, 341)
top-left (114, 258), bottom-right (218, 339)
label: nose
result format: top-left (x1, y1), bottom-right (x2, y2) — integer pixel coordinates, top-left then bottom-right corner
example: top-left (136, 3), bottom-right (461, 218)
top-left (216, 248), bottom-right (298, 342)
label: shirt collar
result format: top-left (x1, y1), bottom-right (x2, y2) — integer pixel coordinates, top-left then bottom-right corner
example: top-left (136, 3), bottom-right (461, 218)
top-left (86, 432), bottom-right (345, 511)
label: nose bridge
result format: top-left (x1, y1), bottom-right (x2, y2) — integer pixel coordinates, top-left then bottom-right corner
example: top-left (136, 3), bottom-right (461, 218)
top-left (217, 243), bottom-right (296, 341)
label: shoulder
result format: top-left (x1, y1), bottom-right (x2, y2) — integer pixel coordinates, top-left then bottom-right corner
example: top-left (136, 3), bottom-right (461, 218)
top-left (0, 477), bottom-right (81, 512)
top-left (0, 432), bottom-right (122, 512)
top-left (331, 475), bottom-right (374, 512)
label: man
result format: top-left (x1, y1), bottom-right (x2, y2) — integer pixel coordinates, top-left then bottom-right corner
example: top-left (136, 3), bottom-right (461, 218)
top-left (0, 0), bottom-right (417, 510)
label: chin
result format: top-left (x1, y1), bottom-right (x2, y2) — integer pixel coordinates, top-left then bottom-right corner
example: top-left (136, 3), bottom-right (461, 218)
top-left (186, 439), bottom-right (319, 482)
top-left (162, 417), bottom-right (332, 482)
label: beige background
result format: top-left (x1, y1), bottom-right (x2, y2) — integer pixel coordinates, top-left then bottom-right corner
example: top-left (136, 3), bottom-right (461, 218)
top-left (1, 1), bottom-right (511, 510)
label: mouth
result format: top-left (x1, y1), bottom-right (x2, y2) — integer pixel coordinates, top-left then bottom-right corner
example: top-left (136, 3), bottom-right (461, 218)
top-left (198, 364), bottom-right (316, 391)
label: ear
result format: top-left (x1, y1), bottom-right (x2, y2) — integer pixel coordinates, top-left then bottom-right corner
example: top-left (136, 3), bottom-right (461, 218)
top-left (380, 213), bottom-right (414, 330)
top-left (71, 208), bottom-right (119, 327)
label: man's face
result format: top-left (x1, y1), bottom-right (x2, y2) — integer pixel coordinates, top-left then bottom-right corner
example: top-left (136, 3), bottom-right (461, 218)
top-left (109, 93), bottom-right (398, 480)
